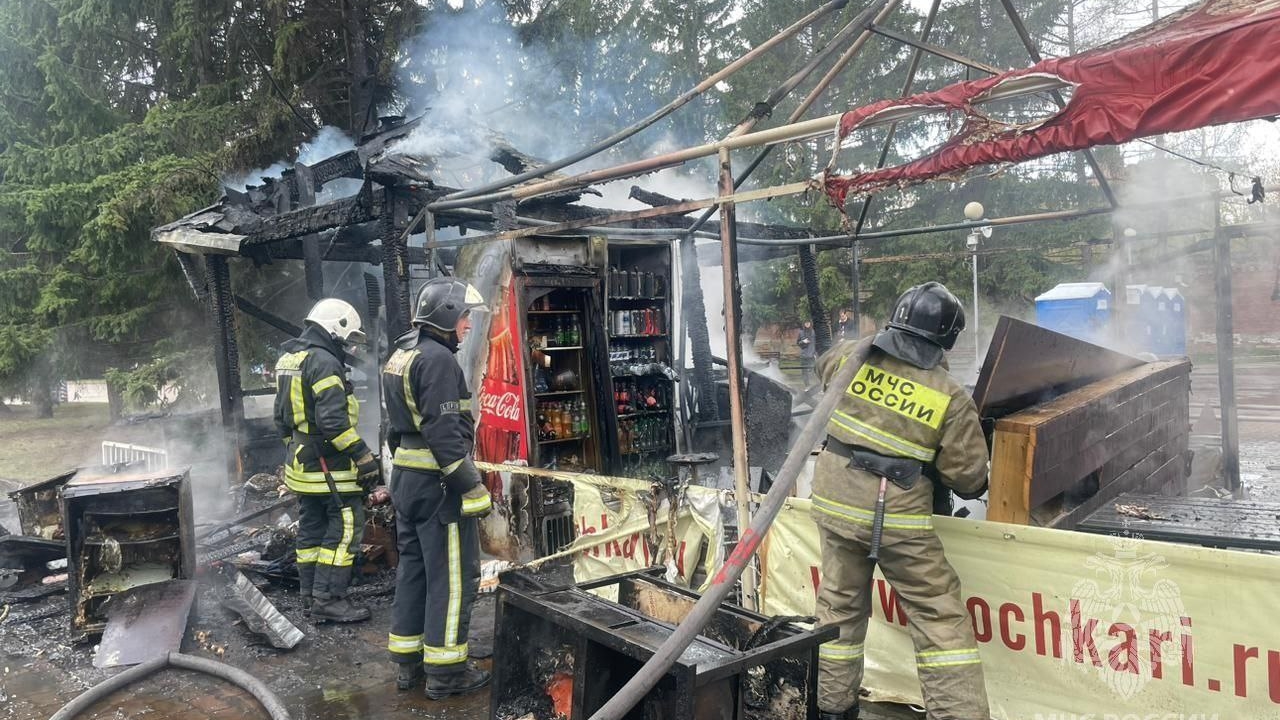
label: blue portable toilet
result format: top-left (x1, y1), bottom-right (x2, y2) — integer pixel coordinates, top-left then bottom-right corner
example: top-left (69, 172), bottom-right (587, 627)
top-left (1160, 287), bottom-right (1186, 356)
top-left (1034, 282), bottom-right (1112, 345)
top-left (1124, 284), bottom-right (1159, 355)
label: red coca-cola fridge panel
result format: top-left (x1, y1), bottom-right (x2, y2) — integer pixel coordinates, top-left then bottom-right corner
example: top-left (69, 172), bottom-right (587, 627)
top-left (476, 280), bottom-right (529, 498)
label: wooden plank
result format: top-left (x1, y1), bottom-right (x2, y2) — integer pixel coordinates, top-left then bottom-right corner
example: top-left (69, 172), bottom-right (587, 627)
top-left (1095, 418), bottom-right (1184, 486)
top-left (988, 430), bottom-right (1032, 524)
top-left (1030, 410), bottom-right (1167, 505)
top-left (1048, 444), bottom-right (1179, 530)
top-left (997, 361), bottom-right (1187, 434)
top-left (1030, 374), bottom-right (1187, 469)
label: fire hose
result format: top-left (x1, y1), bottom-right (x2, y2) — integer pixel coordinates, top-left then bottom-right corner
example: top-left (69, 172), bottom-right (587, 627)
top-left (47, 652), bottom-right (291, 720)
top-left (587, 342), bottom-right (868, 720)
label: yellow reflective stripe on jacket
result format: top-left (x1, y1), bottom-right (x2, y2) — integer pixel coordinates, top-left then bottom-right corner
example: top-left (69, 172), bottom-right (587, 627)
top-left (388, 633), bottom-right (424, 655)
top-left (290, 375), bottom-right (310, 434)
top-left (346, 393), bottom-right (359, 426)
top-left (393, 447), bottom-right (440, 471)
top-left (819, 641), bottom-right (865, 661)
top-left (331, 427), bottom-right (360, 452)
top-left (916, 648), bottom-right (982, 668)
top-left (295, 547), bottom-right (321, 564)
top-left (829, 411), bottom-right (936, 462)
top-left (445, 523), bottom-right (462, 647)
top-left (312, 375), bottom-right (343, 395)
top-left (385, 348), bottom-right (423, 429)
top-left (458, 398), bottom-right (472, 412)
top-left (811, 493), bottom-right (934, 530)
top-left (423, 643), bottom-right (467, 666)
top-left (846, 363), bottom-right (950, 430)
top-left (441, 458), bottom-right (464, 476)
top-left (461, 491), bottom-right (492, 516)
top-left (284, 448), bottom-right (361, 493)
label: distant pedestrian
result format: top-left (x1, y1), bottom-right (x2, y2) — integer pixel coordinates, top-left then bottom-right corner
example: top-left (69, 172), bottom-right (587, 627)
top-left (798, 320), bottom-right (816, 386)
top-left (836, 309), bottom-right (855, 341)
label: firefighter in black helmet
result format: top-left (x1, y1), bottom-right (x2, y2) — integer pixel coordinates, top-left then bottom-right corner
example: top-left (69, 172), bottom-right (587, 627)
top-left (813, 282), bottom-right (990, 720)
top-left (383, 277), bottom-right (493, 698)
top-left (273, 298), bottom-right (381, 624)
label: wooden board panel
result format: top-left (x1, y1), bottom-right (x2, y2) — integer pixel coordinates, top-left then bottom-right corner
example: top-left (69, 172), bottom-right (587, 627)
top-left (997, 361), bottom-right (1188, 435)
top-left (987, 430), bottom-right (1032, 525)
top-left (973, 316), bottom-right (1145, 418)
top-left (1028, 374), bottom-right (1187, 471)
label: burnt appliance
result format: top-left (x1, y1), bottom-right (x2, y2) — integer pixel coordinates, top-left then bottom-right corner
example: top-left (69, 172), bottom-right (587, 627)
top-left (491, 568), bottom-right (834, 720)
top-left (62, 466), bottom-right (196, 639)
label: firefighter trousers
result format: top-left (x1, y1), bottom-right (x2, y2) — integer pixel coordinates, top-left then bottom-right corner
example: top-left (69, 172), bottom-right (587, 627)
top-left (816, 522), bottom-right (989, 719)
top-left (387, 467), bottom-right (479, 673)
top-left (297, 493), bottom-right (366, 601)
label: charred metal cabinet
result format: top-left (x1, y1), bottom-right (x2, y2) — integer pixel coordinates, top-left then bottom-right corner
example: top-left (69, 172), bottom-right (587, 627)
top-left (491, 569), bottom-right (834, 720)
top-left (62, 467), bottom-right (196, 639)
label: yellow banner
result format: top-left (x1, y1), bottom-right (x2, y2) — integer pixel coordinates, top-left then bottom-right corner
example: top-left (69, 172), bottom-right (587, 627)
top-left (760, 499), bottom-right (1280, 719)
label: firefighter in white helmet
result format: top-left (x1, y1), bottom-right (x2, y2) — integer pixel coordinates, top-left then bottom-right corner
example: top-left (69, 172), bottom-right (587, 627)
top-left (273, 298), bottom-right (381, 623)
top-left (382, 278), bottom-right (493, 698)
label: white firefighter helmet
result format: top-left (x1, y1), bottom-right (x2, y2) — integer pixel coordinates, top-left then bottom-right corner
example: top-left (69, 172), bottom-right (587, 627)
top-left (305, 298), bottom-right (367, 346)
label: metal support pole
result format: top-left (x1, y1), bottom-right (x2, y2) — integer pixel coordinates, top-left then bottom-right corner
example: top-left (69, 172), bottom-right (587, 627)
top-left (851, 240), bottom-right (862, 335)
top-left (971, 240), bottom-right (981, 367)
top-left (1213, 203), bottom-right (1240, 493)
top-left (718, 147), bottom-right (756, 610)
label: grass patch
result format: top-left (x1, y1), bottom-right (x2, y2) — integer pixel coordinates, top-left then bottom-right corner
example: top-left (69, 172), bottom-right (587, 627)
top-left (0, 403), bottom-right (113, 488)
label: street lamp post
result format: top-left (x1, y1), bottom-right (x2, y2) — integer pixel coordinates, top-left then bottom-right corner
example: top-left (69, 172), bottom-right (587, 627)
top-left (963, 202), bottom-right (990, 372)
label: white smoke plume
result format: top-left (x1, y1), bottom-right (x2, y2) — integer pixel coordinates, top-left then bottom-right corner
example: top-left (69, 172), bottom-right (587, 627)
top-left (222, 126), bottom-right (357, 193)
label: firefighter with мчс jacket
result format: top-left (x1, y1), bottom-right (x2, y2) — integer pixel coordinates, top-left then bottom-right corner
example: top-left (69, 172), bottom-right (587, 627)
top-left (812, 282), bottom-right (991, 720)
top-left (382, 277), bottom-right (494, 700)
top-left (273, 298), bottom-right (381, 624)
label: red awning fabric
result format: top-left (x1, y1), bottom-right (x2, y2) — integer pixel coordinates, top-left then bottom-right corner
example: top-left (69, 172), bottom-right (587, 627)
top-left (823, 0), bottom-right (1280, 209)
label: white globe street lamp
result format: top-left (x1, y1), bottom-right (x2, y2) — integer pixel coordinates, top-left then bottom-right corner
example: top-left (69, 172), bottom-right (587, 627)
top-left (963, 202), bottom-right (990, 373)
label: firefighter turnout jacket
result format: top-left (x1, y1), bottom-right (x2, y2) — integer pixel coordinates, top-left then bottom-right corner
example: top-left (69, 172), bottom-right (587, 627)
top-left (381, 328), bottom-right (488, 515)
top-left (814, 336), bottom-right (987, 532)
top-left (273, 325), bottom-right (371, 496)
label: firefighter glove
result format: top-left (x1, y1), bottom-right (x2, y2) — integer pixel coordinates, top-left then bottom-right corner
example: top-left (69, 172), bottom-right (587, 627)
top-left (460, 484), bottom-right (493, 518)
top-left (355, 451), bottom-right (382, 492)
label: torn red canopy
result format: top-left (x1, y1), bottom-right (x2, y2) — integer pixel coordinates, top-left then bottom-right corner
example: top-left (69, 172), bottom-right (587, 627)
top-left (823, 0), bottom-right (1280, 209)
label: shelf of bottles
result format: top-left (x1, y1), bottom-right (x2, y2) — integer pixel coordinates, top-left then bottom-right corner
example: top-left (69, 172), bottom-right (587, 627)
top-left (606, 263), bottom-right (674, 474)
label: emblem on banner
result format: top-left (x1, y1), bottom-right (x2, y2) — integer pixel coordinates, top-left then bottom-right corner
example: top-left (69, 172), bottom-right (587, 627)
top-left (1065, 534), bottom-right (1189, 700)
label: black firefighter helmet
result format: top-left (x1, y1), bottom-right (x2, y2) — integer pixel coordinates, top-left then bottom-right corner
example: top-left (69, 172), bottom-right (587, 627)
top-left (411, 277), bottom-right (488, 345)
top-left (872, 282), bottom-right (965, 369)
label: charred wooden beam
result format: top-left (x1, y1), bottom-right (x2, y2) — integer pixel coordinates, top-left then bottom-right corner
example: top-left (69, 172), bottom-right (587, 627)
top-left (628, 186), bottom-right (685, 208)
top-left (233, 295), bottom-right (303, 337)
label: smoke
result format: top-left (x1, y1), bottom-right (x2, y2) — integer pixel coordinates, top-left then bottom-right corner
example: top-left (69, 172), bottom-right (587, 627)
top-left (222, 126), bottom-right (357, 194)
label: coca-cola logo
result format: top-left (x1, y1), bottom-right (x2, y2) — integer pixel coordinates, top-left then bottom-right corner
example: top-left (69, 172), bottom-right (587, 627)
top-left (479, 389), bottom-right (522, 423)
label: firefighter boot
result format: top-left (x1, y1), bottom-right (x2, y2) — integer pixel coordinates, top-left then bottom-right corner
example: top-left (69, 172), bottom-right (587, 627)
top-left (298, 563), bottom-right (315, 616)
top-left (311, 566), bottom-right (371, 623)
top-left (425, 663), bottom-right (491, 700)
top-left (396, 663), bottom-right (425, 691)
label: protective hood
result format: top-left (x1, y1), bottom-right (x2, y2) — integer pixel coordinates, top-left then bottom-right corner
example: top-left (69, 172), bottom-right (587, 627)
top-left (871, 327), bottom-right (944, 370)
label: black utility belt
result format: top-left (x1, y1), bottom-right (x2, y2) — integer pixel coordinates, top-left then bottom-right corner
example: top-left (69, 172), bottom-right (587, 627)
top-left (826, 436), bottom-right (923, 490)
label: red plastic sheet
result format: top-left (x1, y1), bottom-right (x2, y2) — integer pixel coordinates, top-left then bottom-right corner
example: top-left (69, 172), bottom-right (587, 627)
top-left (824, 0), bottom-right (1280, 208)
